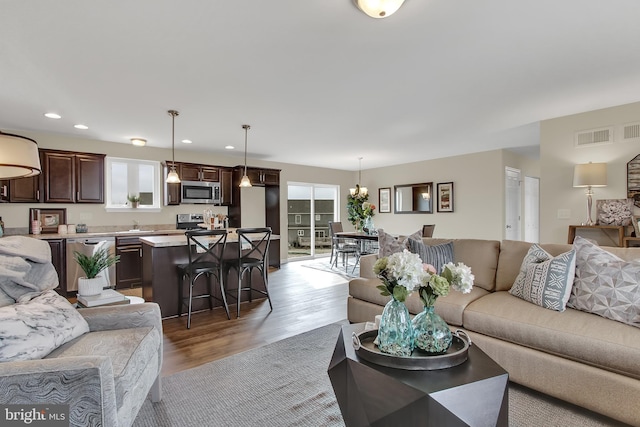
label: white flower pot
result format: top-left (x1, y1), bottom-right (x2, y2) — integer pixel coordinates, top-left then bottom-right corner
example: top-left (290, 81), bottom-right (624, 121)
top-left (78, 277), bottom-right (105, 296)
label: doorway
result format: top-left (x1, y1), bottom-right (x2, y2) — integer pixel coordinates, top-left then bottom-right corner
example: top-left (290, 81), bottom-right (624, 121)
top-left (524, 176), bottom-right (540, 243)
top-left (287, 183), bottom-right (339, 261)
top-left (505, 167), bottom-right (522, 241)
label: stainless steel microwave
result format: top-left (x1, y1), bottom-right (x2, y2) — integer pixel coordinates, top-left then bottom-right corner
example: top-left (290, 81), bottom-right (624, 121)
top-left (180, 181), bottom-right (221, 204)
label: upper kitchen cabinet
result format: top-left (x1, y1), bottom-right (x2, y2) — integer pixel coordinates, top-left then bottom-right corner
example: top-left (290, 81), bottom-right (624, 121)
top-left (0, 174), bottom-right (41, 203)
top-left (220, 168), bottom-right (233, 205)
top-left (42, 150), bottom-right (105, 203)
top-left (180, 163), bottom-right (219, 182)
top-left (245, 167), bottom-right (280, 186)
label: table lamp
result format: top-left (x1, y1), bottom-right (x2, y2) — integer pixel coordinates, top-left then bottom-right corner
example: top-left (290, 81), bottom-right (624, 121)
top-left (573, 162), bottom-right (607, 225)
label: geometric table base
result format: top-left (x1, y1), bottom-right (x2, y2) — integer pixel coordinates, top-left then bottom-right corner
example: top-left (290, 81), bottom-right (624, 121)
top-left (329, 324), bottom-right (509, 427)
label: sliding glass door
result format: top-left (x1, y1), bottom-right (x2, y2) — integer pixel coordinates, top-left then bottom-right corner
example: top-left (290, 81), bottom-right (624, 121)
top-left (287, 183), bottom-right (339, 261)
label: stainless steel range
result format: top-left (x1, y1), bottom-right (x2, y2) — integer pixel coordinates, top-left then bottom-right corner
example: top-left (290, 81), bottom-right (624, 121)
top-left (176, 213), bottom-right (206, 230)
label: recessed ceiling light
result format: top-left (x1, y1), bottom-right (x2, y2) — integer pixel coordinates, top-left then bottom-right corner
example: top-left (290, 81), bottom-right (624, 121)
top-left (131, 138), bottom-right (147, 147)
top-left (225, 145), bottom-right (235, 150)
top-left (44, 113), bottom-right (61, 119)
top-left (74, 124), bottom-right (89, 130)
top-left (181, 139), bottom-right (192, 144)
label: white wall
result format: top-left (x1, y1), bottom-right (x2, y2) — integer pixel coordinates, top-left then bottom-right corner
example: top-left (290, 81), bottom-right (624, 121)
top-left (540, 101), bottom-right (640, 243)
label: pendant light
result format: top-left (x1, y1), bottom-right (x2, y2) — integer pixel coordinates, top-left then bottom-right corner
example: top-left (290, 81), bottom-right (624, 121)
top-left (239, 124), bottom-right (252, 187)
top-left (166, 110), bottom-right (181, 184)
top-left (0, 131), bottom-right (41, 179)
top-left (350, 157), bottom-right (368, 197)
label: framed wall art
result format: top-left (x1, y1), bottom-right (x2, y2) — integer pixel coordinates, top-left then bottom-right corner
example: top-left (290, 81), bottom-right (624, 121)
top-left (379, 187), bottom-right (391, 213)
top-left (437, 182), bottom-right (454, 213)
top-left (29, 208), bottom-right (67, 234)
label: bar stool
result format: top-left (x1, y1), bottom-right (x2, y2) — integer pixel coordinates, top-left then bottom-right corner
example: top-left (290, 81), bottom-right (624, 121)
top-left (223, 227), bottom-right (272, 318)
top-left (177, 229), bottom-right (230, 328)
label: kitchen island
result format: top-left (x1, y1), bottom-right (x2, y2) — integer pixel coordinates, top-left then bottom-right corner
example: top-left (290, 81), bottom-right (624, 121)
top-left (140, 232), bottom-right (280, 319)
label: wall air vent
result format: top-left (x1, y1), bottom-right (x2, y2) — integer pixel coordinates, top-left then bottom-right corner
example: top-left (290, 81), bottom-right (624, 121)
top-left (574, 127), bottom-right (613, 147)
top-left (621, 122), bottom-right (640, 142)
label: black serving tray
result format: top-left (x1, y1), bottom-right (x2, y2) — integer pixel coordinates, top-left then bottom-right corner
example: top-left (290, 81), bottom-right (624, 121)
top-left (352, 329), bottom-right (471, 371)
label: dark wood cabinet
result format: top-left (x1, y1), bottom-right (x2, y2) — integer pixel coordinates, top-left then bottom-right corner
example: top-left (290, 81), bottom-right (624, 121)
top-left (75, 154), bottom-right (104, 203)
top-left (42, 150), bottom-right (104, 203)
top-left (245, 167), bottom-right (280, 186)
top-left (180, 163), bottom-right (219, 182)
top-left (116, 236), bottom-right (143, 289)
top-left (220, 168), bottom-right (233, 205)
top-left (0, 175), bottom-right (41, 203)
top-left (46, 239), bottom-right (66, 294)
top-left (43, 151), bottom-right (75, 202)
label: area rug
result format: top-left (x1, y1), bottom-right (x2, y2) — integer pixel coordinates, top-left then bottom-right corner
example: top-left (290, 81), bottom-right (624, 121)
top-left (133, 323), bottom-right (627, 427)
top-left (301, 259), bottom-right (360, 279)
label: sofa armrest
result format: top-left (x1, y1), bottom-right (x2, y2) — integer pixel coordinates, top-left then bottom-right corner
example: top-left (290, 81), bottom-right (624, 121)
top-left (79, 302), bottom-right (162, 334)
top-left (359, 254), bottom-right (379, 279)
top-left (0, 356), bottom-right (118, 426)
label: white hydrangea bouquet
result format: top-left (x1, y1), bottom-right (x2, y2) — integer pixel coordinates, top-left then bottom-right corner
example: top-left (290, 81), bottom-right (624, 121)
top-left (373, 249), bottom-right (424, 302)
top-left (418, 262), bottom-right (475, 307)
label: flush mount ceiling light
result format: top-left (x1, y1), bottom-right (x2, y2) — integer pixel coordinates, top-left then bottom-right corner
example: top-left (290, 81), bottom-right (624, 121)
top-left (74, 124), bottom-right (88, 130)
top-left (166, 110), bottom-right (181, 184)
top-left (353, 0), bottom-right (406, 18)
top-left (44, 112), bottom-right (61, 119)
top-left (131, 138), bottom-right (146, 147)
top-left (225, 145), bottom-right (235, 150)
top-left (239, 124), bottom-right (252, 188)
top-left (0, 131), bottom-right (42, 179)
top-left (181, 139), bottom-right (192, 144)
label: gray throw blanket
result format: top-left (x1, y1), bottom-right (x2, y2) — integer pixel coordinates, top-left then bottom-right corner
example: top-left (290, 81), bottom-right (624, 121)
top-left (0, 236), bottom-right (59, 304)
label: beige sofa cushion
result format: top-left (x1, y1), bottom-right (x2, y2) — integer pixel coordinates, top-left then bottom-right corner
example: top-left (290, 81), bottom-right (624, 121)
top-left (421, 238), bottom-right (500, 292)
top-left (496, 240), bottom-right (572, 291)
top-left (464, 291), bottom-right (640, 379)
top-left (349, 277), bottom-right (488, 326)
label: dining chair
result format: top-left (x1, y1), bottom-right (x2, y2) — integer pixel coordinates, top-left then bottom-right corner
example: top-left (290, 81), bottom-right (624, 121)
top-left (328, 221), bottom-right (358, 273)
top-left (177, 229), bottom-right (230, 329)
top-left (223, 227), bottom-right (273, 318)
top-left (422, 224), bottom-right (436, 238)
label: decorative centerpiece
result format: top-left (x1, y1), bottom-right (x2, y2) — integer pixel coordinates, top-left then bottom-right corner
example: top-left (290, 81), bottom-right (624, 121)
top-left (347, 184), bottom-right (371, 232)
top-left (413, 262), bottom-right (474, 354)
top-left (362, 202), bottom-right (376, 234)
top-left (373, 250), bottom-right (423, 356)
top-left (74, 248), bottom-right (120, 296)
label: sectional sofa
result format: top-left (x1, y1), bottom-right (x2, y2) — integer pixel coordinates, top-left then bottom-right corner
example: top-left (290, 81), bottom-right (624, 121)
top-left (347, 237), bottom-right (640, 426)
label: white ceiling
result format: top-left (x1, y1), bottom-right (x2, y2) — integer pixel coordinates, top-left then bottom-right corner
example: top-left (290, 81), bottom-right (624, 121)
top-left (2, 1), bottom-right (640, 171)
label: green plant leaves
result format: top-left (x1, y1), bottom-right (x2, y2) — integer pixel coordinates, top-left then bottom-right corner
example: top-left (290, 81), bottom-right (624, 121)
top-left (73, 248), bottom-right (120, 279)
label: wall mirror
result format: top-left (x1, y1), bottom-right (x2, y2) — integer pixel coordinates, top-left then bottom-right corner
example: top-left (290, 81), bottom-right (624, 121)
top-left (394, 182), bottom-right (433, 214)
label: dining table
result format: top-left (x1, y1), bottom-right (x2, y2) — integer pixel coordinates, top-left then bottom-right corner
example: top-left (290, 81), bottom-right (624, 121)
top-left (334, 231), bottom-right (379, 255)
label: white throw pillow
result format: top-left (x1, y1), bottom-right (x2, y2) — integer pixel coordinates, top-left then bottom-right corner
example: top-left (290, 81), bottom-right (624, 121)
top-left (0, 290), bottom-right (90, 362)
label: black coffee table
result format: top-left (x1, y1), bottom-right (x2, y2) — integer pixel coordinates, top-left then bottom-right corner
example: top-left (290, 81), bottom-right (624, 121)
top-left (328, 323), bottom-right (509, 427)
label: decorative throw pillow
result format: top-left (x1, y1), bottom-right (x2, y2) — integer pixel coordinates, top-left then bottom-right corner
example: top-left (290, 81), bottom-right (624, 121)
top-left (377, 229), bottom-right (421, 258)
top-left (0, 290), bottom-right (90, 362)
top-left (568, 236), bottom-right (640, 328)
top-left (406, 240), bottom-right (454, 274)
top-left (509, 244), bottom-right (576, 312)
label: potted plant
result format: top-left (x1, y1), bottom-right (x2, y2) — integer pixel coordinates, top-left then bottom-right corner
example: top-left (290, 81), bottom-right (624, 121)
top-left (127, 194), bottom-right (140, 208)
top-left (74, 248), bottom-right (120, 296)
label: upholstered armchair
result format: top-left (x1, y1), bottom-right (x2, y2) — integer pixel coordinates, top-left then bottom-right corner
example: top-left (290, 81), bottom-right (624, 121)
top-left (0, 302), bottom-right (163, 427)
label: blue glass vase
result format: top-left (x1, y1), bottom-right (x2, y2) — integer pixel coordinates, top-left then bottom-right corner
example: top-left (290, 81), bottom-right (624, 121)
top-left (412, 305), bottom-right (452, 354)
top-left (377, 297), bottom-right (413, 356)
top-left (363, 216), bottom-right (375, 235)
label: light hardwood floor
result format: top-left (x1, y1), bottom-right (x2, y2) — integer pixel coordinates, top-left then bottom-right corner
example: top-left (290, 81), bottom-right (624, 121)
top-left (133, 259), bottom-right (349, 377)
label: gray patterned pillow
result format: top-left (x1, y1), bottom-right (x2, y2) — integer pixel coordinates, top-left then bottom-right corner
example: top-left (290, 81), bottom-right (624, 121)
top-left (0, 290), bottom-right (90, 362)
top-left (377, 229), bottom-right (421, 258)
top-left (509, 244), bottom-right (576, 312)
top-left (406, 240), bottom-right (454, 274)
top-left (568, 236), bottom-right (640, 328)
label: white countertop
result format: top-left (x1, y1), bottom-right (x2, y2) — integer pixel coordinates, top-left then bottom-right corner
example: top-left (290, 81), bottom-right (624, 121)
top-left (140, 233), bottom-right (280, 248)
top-left (28, 229), bottom-right (186, 240)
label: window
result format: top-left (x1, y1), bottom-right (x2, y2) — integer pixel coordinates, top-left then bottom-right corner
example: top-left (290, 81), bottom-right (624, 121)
top-left (105, 157), bottom-right (161, 211)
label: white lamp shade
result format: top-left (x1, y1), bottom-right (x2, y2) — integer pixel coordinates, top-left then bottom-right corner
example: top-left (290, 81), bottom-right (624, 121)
top-left (166, 167), bottom-right (181, 183)
top-left (0, 132), bottom-right (42, 179)
top-left (573, 163), bottom-right (607, 187)
top-left (239, 174), bottom-right (252, 187)
top-left (354, 0), bottom-right (405, 18)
